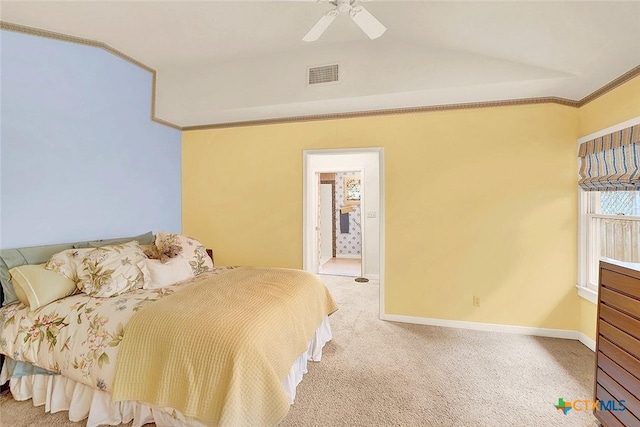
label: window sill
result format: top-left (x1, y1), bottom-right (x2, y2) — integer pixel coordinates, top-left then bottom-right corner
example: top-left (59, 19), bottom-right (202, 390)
top-left (576, 285), bottom-right (598, 304)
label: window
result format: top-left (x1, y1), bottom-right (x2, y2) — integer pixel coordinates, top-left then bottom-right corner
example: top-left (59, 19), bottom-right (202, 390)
top-left (577, 118), bottom-right (640, 303)
top-left (579, 191), bottom-right (640, 298)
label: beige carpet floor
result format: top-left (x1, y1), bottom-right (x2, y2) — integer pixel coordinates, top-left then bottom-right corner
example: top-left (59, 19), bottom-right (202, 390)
top-left (1, 274), bottom-right (597, 427)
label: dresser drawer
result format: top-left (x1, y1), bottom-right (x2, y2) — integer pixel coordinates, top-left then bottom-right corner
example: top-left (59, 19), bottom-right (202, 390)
top-left (597, 352), bottom-right (640, 398)
top-left (600, 304), bottom-right (640, 343)
top-left (601, 269), bottom-right (640, 300)
top-left (595, 383), bottom-right (640, 426)
top-left (601, 287), bottom-right (640, 320)
top-left (597, 367), bottom-right (640, 416)
top-left (599, 337), bottom-right (640, 382)
top-left (595, 409), bottom-right (625, 427)
top-left (599, 320), bottom-right (640, 359)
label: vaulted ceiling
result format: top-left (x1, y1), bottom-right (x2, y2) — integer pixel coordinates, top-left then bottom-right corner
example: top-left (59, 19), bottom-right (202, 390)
top-left (2, 1), bottom-right (639, 127)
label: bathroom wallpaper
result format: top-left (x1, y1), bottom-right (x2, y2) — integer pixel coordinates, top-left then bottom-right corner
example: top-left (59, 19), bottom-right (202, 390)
top-left (335, 171), bottom-right (362, 257)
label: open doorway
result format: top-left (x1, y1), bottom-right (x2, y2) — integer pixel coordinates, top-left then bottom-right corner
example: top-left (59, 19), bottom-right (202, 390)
top-left (303, 149), bottom-right (381, 279)
top-left (318, 171), bottom-right (362, 277)
top-left (302, 147), bottom-right (385, 318)
top-left (303, 148), bottom-right (385, 318)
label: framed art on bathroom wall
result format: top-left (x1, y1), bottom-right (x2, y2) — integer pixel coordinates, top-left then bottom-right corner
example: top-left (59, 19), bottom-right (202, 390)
top-left (344, 177), bottom-right (361, 206)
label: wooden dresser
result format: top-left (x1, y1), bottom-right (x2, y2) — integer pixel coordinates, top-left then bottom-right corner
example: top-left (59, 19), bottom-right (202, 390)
top-left (594, 260), bottom-right (640, 426)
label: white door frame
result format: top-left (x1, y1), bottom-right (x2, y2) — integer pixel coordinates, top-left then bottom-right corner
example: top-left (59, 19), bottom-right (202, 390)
top-left (303, 148), bottom-right (385, 319)
top-left (319, 182), bottom-right (334, 264)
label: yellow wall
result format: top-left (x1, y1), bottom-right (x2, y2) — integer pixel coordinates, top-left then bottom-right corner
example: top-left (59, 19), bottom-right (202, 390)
top-left (183, 102), bottom-right (582, 331)
top-left (579, 76), bottom-right (640, 136)
top-left (577, 76), bottom-right (640, 341)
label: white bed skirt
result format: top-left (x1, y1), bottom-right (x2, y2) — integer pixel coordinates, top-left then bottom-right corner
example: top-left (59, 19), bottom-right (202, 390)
top-left (1, 316), bottom-right (332, 427)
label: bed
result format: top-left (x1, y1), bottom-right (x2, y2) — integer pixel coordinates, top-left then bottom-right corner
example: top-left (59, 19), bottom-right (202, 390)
top-left (0, 232), bottom-right (337, 426)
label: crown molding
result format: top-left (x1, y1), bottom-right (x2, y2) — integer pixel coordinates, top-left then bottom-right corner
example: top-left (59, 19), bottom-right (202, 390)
top-left (0, 21), bottom-right (182, 131)
top-left (2, 21), bottom-right (639, 131)
top-left (182, 96), bottom-right (579, 131)
top-left (577, 64), bottom-right (640, 107)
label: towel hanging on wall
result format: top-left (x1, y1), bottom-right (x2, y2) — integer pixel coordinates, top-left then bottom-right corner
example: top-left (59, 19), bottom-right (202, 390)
top-left (340, 212), bottom-right (349, 234)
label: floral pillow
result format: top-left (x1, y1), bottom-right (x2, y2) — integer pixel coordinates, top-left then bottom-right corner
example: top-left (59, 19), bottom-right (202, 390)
top-left (154, 231), bottom-right (213, 276)
top-left (45, 248), bottom-right (94, 282)
top-left (76, 241), bottom-right (150, 297)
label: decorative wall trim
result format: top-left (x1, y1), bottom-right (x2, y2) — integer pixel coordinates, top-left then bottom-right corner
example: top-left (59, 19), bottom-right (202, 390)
top-left (149, 72), bottom-right (181, 130)
top-left (181, 65), bottom-right (639, 130)
top-left (578, 65), bottom-right (640, 107)
top-left (2, 21), bottom-right (638, 132)
top-left (183, 97), bottom-right (580, 131)
top-left (382, 314), bottom-right (596, 351)
top-left (182, 61), bottom-right (639, 130)
top-left (0, 21), bottom-right (181, 130)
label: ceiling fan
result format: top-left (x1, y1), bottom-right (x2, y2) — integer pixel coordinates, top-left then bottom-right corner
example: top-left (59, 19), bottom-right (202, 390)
top-left (303, 0), bottom-right (386, 42)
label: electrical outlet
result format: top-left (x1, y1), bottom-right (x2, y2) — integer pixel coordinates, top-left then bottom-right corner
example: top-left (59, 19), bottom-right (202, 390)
top-left (473, 296), bottom-right (480, 307)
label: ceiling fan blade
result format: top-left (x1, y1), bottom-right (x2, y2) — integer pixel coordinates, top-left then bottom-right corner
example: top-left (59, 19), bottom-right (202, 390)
top-left (303, 10), bottom-right (339, 42)
top-left (349, 5), bottom-right (386, 40)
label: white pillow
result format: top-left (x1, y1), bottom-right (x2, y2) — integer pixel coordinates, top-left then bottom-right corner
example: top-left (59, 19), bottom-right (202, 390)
top-left (142, 257), bottom-right (194, 289)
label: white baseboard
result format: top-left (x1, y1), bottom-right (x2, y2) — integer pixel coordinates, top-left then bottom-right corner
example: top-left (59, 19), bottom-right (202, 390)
top-left (336, 254), bottom-right (361, 259)
top-left (365, 274), bottom-right (379, 280)
top-left (578, 332), bottom-right (596, 352)
top-left (381, 314), bottom-right (595, 351)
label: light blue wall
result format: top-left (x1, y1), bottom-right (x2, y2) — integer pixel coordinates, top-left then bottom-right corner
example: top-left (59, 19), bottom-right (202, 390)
top-left (0, 30), bottom-right (182, 249)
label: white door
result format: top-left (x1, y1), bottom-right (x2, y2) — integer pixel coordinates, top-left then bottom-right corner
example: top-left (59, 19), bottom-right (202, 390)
top-left (319, 183), bottom-right (333, 265)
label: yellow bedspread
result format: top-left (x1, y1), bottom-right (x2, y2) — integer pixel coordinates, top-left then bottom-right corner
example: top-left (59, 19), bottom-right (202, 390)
top-left (111, 267), bottom-right (337, 426)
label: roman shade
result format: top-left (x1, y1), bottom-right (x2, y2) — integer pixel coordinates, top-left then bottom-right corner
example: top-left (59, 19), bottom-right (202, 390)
top-left (578, 124), bottom-right (639, 191)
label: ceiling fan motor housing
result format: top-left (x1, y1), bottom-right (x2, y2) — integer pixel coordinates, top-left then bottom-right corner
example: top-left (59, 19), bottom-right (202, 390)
top-left (304, 0), bottom-right (386, 42)
top-left (337, 0), bottom-right (354, 13)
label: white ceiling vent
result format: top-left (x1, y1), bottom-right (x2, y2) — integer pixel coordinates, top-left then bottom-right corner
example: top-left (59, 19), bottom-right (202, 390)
top-left (308, 64), bottom-right (340, 86)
